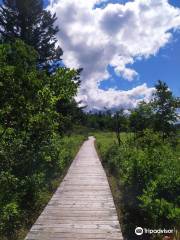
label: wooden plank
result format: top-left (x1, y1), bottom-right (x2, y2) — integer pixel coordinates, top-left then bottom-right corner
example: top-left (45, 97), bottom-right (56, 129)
top-left (25, 136), bottom-right (123, 240)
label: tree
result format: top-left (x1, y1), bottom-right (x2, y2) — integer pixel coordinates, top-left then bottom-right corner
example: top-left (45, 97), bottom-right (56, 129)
top-left (129, 101), bottom-right (154, 137)
top-left (0, 0), bottom-right (62, 63)
top-left (152, 80), bottom-right (179, 139)
top-left (0, 40), bottom-right (79, 238)
top-left (56, 99), bottom-right (84, 134)
top-left (113, 109), bottom-right (128, 146)
top-left (0, 40), bottom-right (79, 177)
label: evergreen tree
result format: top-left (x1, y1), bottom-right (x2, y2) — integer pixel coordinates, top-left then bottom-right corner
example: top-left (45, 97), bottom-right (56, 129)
top-left (0, 0), bottom-right (62, 63)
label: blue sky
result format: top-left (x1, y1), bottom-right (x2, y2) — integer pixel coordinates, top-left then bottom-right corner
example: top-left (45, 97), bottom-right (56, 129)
top-left (1, 0), bottom-right (180, 110)
top-left (100, 30), bottom-right (180, 96)
top-left (44, 0), bottom-right (180, 8)
top-left (44, 0), bottom-right (180, 105)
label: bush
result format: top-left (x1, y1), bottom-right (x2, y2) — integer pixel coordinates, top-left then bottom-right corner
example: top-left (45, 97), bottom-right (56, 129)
top-left (0, 202), bottom-right (22, 239)
top-left (0, 40), bottom-right (83, 239)
top-left (96, 130), bottom-right (180, 240)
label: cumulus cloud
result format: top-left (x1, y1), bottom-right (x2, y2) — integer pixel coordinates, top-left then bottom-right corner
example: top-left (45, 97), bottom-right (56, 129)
top-left (48, 0), bottom-right (180, 111)
top-left (77, 83), bottom-right (154, 111)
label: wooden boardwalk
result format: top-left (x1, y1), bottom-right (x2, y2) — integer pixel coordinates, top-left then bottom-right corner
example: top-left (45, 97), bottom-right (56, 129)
top-left (25, 137), bottom-right (123, 240)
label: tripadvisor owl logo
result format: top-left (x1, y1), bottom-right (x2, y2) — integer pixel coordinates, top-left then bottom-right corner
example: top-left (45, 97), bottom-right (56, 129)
top-left (135, 227), bottom-right (143, 235)
top-left (135, 227), bottom-right (174, 236)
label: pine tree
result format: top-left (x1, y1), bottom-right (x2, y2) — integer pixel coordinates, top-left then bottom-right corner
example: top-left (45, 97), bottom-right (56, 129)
top-left (0, 0), bottom-right (63, 62)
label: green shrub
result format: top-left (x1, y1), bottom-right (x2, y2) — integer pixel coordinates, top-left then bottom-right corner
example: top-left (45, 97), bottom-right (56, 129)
top-left (0, 40), bottom-right (83, 239)
top-left (96, 130), bottom-right (180, 240)
top-left (0, 202), bottom-right (22, 239)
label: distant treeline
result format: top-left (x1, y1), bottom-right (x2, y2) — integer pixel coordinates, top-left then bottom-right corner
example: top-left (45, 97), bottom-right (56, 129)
top-left (82, 81), bottom-right (179, 144)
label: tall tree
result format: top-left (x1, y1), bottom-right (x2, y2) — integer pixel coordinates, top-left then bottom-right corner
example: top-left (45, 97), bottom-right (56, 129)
top-left (0, 39), bottom-right (79, 238)
top-left (152, 80), bottom-right (178, 139)
top-left (0, 0), bottom-right (62, 63)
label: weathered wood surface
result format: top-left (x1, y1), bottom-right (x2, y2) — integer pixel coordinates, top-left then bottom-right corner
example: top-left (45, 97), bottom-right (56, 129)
top-left (25, 136), bottom-right (123, 240)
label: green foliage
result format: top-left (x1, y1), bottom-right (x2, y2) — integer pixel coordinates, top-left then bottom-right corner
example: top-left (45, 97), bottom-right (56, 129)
top-left (0, 0), bottom-right (62, 62)
top-left (0, 202), bottom-right (21, 239)
top-left (83, 112), bottom-right (113, 130)
top-left (0, 40), bottom-right (82, 239)
top-left (129, 101), bottom-right (154, 135)
top-left (96, 130), bottom-right (180, 240)
top-left (152, 80), bottom-right (178, 139)
top-left (56, 97), bottom-right (84, 135)
top-left (113, 109), bottom-right (128, 146)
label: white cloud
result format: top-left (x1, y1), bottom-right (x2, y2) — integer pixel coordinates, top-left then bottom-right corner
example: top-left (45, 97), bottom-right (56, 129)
top-left (48, 0), bottom-right (180, 110)
top-left (76, 83), bottom-right (155, 111)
